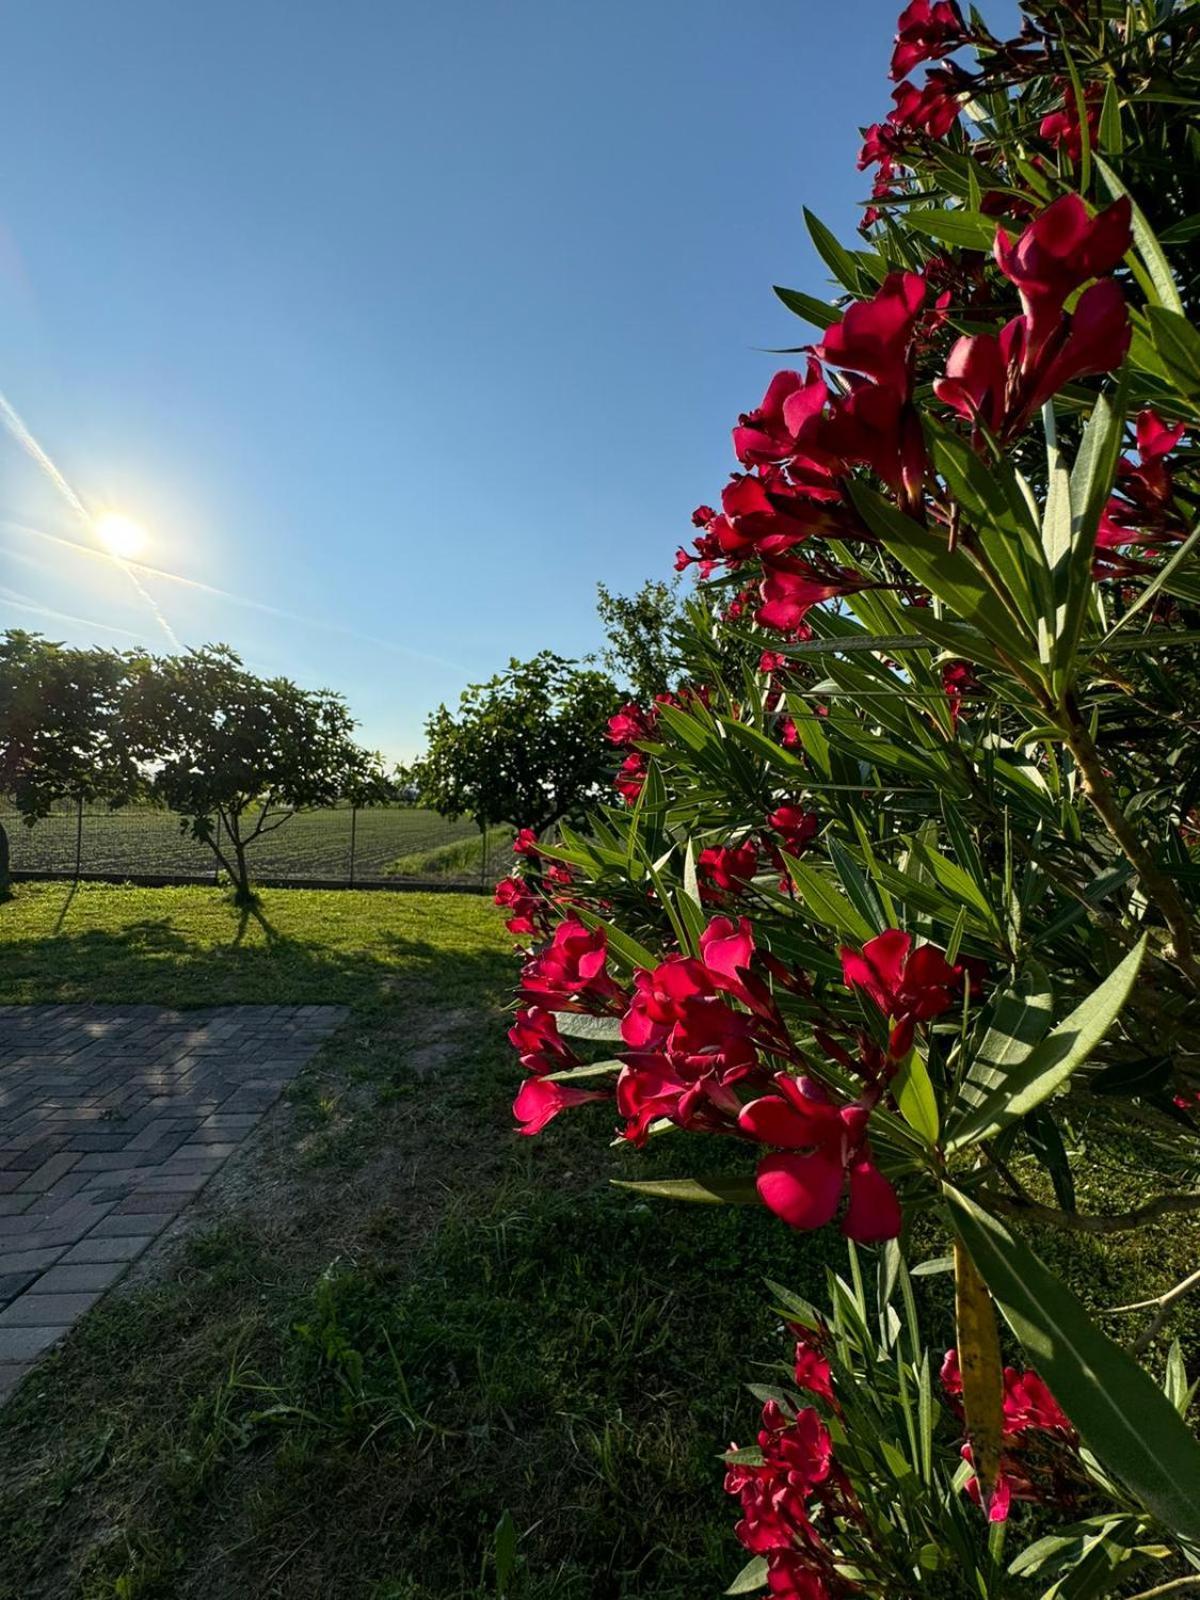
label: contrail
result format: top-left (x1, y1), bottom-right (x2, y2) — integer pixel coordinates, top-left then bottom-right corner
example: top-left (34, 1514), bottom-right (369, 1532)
top-left (1, 520), bottom-right (468, 673)
top-left (0, 389), bottom-right (181, 647)
top-left (0, 584), bottom-right (145, 639)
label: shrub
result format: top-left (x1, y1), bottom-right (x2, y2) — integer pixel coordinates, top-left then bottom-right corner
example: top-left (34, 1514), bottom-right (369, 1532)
top-left (497, 3), bottom-right (1200, 1593)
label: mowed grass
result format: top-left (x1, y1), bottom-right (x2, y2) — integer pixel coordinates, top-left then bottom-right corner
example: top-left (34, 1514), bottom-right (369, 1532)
top-left (0, 882), bottom-right (1196, 1600)
top-left (1, 804), bottom-right (499, 883)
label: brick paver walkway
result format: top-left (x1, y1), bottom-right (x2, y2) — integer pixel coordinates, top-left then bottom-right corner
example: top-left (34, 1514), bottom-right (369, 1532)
top-left (0, 1003), bottom-right (346, 1400)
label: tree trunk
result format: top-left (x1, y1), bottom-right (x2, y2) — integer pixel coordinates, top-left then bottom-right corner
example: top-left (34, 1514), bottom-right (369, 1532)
top-left (231, 837), bottom-right (256, 905)
top-left (0, 821), bottom-right (10, 901)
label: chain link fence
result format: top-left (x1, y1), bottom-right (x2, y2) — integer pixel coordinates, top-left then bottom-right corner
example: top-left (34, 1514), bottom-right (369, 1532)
top-left (1, 799), bottom-right (514, 891)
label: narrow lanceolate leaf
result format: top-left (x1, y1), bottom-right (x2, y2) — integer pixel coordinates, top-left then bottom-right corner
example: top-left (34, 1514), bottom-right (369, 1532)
top-left (772, 285), bottom-right (841, 329)
top-left (610, 1175), bottom-right (761, 1206)
top-left (953, 1239), bottom-right (1005, 1519)
top-left (946, 1186), bottom-right (1200, 1541)
top-left (892, 1047), bottom-right (940, 1146)
top-left (1059, 378), bottom-right (1129, 685)
top-left (1094, 155), bottom-right (1185, 315)
top-left (901, 208), bottom-right (998, 252)
top-left (847, 481), bottom-right (1038, 675)
top-left (1145, 306), bottom-right (1200, 402)
top-left (947, 938), bottom-right (1146, 1152)
top-left (544, 1060), bottom-right (623, 1083)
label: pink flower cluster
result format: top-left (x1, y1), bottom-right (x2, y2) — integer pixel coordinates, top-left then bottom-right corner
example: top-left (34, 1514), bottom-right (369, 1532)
top-left (508, 910), bottom-right (981, 1244)
top-left (941, 1349), bottom-right (1079, 1522)
top-left (725, 1396), bottom-right (854, 1600)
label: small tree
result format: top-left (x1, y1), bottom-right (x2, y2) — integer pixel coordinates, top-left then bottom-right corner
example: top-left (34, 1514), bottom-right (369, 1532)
top-left (122, 644), bottom-right (389, 903)
top-left (0, 630), bottom-right (142, 896)
top-left (596, 577), bottom-right (682, 701)
top-left (412, 652), bottom-right (617, 837)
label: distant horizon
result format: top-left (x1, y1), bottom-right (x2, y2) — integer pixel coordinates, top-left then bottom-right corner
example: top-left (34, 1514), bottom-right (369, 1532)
top-left (0, 1), bottom-right (1016, 761)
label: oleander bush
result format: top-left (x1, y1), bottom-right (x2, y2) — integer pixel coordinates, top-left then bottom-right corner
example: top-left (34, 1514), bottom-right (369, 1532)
top-left (495, 3), bottom-right (1200, 1595)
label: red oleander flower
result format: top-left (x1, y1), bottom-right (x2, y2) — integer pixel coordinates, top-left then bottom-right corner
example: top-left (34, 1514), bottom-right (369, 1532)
top-left (891, 0), bottom-right (968, 79)
top-left (841, 928), bottom-right (963, 1056)
top-left (758, 557), bottom-right (872, 632)
top-left (513, 827), bottom-right (540, 857)
top-left (716, 472), bottom-right (842, 559)
top-left (608, 701), bottom-right (657, 746)
top-left (1039, 81), bottom-right (1102, 165)
top-left (508, 1006), bottom-right (578, 1074)
top-left (994, 194), bottom-right (1131, 363)
top-left (739, 1073), bottom-right (901, 1240)
top-left (734, 364), bottom-right (830, 468)
top-left (1096, 409), bottom-right (1188, 572)
top-left (889, 68), bottom-right (964, 139)
top-left (614, 750), bottom-right (648, 804)
top-left (821, 378), bottom-right (928, 500)
top-left (698, 839), bottom-right (760, 896)
top-left (767, 804), bottom-right (820, 856)
top-left (858, 120), bottom-right (906, 175)
top-left (941, 1350), bottom-right (1077, 1522)
top-left (519, 918), bottom-right (622, 1008)
top-left (792, 1332), bottom-right (836, 1403)
top-left (513, 1075), bottom-right (608, 1135)
top-left (935, 282), bottom-right (1130, 443)
top-left (493, 875), bottom-right (545, 937)
top-left (941, 659), bottom-right (979, 726)
top-left (699, 914), bottom-right (757, 992)
top-left (813, 271), bottom-right (926, 394)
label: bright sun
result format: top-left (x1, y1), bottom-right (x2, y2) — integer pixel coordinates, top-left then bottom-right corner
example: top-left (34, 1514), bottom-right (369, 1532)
top-left (94, 512), bottom-right (148, 560)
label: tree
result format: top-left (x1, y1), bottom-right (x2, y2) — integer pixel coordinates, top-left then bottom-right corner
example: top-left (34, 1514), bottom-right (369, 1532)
top-left (497, 2), bottom-right (1200, 1590)
top-left (122, 644), bottom-right (390, 903)
top-left (412, 652), bottom-right (617, 836)
top-left (595, 577), bottom-right (681, 701)
top-left (0, 630), bottom-right (142, 897)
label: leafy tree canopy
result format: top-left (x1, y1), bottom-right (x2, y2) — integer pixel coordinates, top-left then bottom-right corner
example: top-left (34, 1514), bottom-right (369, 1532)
top-left (411, 652), bottom-right (618, 836)
top-left (121, 644), bottom-right (390, 901)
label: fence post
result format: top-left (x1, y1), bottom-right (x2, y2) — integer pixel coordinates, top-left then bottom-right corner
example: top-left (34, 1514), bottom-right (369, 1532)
top-left (480, 823), bottom-right (489, 887)
top-left (74, 796), bottom-right (84, 881)
top-left (349, 805), bottom-right (358, 888)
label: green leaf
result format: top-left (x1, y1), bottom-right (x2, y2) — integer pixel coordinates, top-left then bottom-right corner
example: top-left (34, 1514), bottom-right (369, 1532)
top-left (804, 206), bottom-right (865, 293)
top-left (1145, 306), bottom-right (1200, 401)
top-left (893, 1047), bottom-right (940, 1145)
top-left (773, 285), bottom-right (841, 329)
top-left (948, 938), bottom-right (1145, 1150)
top-left (544, 1060), bottom-right (623, 1082)
top-left (902, 208), bottom-right (998, 252)
top-left (493, 1510), bottom-right (518, 1595)
top-left (610, 1175), bottom-right (760, 1206)
top-left (946, 1186), bottom-right (1200, 1541)
top-left (1094, 155), bottom-right (1185, 315)
top-left (1097, 80), bottom-right (1123, 154)
top-left (847, 481), bottom-right (1037, 674)
top-left (725, 1556), bottom-right (769, 1595)
top-left (1059, 378), bottom-right (1128, 684)
top-left (552, 1014), bottom-right (625, 1041)
top-left (784, 860), bottom-right (875, 942)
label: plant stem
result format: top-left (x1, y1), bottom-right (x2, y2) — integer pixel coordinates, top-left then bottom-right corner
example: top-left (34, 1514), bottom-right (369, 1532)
top-left (991, 1190), bottom-right (1200, 1233)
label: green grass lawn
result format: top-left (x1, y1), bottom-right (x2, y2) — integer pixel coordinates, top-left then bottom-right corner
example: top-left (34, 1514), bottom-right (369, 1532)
top-left (0, 883), bottom-right (1196, 1600)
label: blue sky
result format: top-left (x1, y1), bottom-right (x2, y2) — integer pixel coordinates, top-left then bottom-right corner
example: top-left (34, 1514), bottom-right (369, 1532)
top-left (1, 0), bottom-right (951, 758)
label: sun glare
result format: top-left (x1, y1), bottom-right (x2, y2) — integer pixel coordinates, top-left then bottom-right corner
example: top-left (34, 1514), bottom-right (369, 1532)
top-left (94, 511), bottom-right (148, 560)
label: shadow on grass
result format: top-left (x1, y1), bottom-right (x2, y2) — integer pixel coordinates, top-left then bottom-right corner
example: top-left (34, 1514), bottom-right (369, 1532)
top-left (0, 921), bottom-right (506, 1012)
